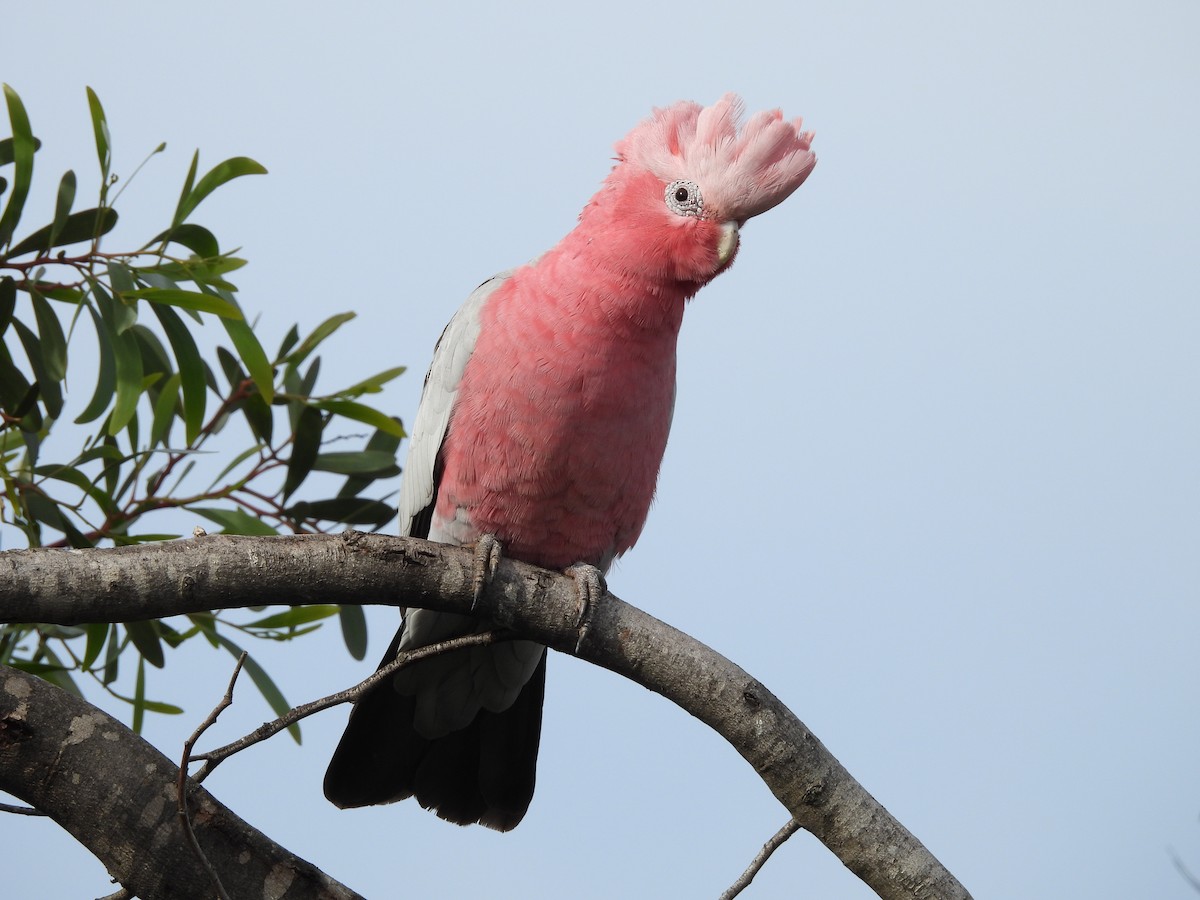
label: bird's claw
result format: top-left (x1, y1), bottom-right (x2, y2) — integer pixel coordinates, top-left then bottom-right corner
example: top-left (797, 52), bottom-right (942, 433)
top-left (565, 563), bottom-right (606, 653)
top-left (471, 534), bottom-right (503, 613)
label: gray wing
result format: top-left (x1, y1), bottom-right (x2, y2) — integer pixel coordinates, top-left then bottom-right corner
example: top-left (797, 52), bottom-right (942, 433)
top-left (398, 271), bottom-right (512, 539)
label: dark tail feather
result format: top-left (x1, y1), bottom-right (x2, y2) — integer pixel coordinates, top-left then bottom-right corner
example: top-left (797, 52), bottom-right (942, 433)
top-left (323, 630), bottom-right (546, 832)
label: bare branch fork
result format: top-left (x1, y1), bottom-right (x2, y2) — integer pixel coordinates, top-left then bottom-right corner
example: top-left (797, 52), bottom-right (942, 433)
top-left (0, 532), bottom-right (973, 900)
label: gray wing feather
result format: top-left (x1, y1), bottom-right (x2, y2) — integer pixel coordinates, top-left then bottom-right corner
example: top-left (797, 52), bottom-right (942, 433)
top-left (398, 272), bottom-right (512, 538)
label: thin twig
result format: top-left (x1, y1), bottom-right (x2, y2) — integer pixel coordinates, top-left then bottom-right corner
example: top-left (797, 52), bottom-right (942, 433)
top-left (189, 629), bottom-right (518, 782)
top-left (1172, 848), bottom-right (1200, 893)
top-left (175, 652), bottom-right (246, 900)
top-left (0, 801), bottom-right (47, 816)
top-left (719, 817), bottom-right (803, 900)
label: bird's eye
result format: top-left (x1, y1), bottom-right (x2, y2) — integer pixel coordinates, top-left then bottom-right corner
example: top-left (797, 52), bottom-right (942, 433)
top-left (665, 180), bottom-right (703, 217)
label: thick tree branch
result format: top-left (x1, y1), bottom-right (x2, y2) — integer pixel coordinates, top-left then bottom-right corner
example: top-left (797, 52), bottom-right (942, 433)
top-left (0, 533), bottom-right (973, 899)
top-left (0, 663), bottom-right (361, 900)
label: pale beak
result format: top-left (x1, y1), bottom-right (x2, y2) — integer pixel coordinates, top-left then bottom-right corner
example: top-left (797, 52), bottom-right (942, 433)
top-left (717, 221), bottom-right (740, 266)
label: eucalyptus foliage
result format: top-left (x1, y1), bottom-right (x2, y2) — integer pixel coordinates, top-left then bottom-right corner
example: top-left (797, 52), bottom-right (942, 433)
top-left (0, 85), bottom-right (404, 737)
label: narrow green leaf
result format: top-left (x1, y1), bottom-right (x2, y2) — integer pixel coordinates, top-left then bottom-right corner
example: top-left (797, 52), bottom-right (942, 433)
top-left (151, 304), bottom-right (206, 443)
top-left (338, 604), bottom-right (368, 661)
top-left (286, 497), bottom-right (396, 527)
top-left (81, 622), bottom-right (109, 670)
top-left (30, 292), bottom-right (67, 380)
top-left (339, 365), bottom-right (407, 398)
top-left (6, 207), bottom-right (118, 258)
top-left (102, 623), bottom-right (119, 684)
top-left (47, 169), bottom-right (76, 249)
top-left (286, 312), bottom-right (355, 367)
top-left (146, 222), bottom-right (219, 258)
top-left (284, 406), bottom-right (323, 500)
top-left (75, 305), bottom-right (117, 424)
top-left (311, 399), bottom-right (405, 437)
top-left (0, 276), bottom-right (15, 338)
top-left (313, 450), bottom-right (400, 477)
top-left (277, 324), bottom-right (299, 360)
top-left (132, 655), bottom-right (145, 733)
top-left (241, 606), bottom-right (339, 630)
top-left (12, 319), bottom-right (65, 419)
top-left (172, 150), bottom-right (199, 229)
top-left (85, 87), bottom-right (111, 183)
top-left (0, 85), bottom-right (35, 248)
top-left (174, 156), bottom-right (267, 226)
top-left (190, 506), bottom-right (279, 536)
top-left (204, 444), bottom-right (259, 492)
top-left (33, 463), bottom-right (116, 516)
top-left (0, 135), bottom-right (42, 167)
top-left (126, 620), bottom-right (165, 669)
top-left (337, 422), bottom-right (404, 499)
top-left (124, 287), bottom-right (242, 319)
top-left (95, 283), bottom-right (143, 434)
top-left (101, 265), bottom-right (138, 333)
top-left (215, 635), bottom-right (299, 743)
top-left (149, 371), bottom-right (181, 447)
top-left (222, 314), bottom-right (274, 404)
top-left (108, 326), bottom-right (143, 435)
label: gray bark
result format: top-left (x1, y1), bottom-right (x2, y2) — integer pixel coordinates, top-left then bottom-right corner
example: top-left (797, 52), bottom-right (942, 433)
top-left (0, 532), bottom-right (973, 900)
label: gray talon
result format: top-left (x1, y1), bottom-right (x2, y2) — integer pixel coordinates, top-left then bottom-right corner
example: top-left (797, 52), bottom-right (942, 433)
top-left (472, 534), bottom-right (503, 612)
top-left (565, 563), bottom-right (606, 652)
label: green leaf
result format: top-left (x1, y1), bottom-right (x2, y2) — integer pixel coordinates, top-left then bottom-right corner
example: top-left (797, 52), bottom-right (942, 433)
top-left (173, 156), bottom-right (267, 227)
top-left (33, 463), bottom-right (116, 516)
top-left (286, 312), bottom-right (355, 367)
top-left (283, 406), bottom-right (323, 501)
top-left (132, 656), bottom-right (145, 733)
top-left (222, 313), bottom-right (274, 404)
top-left (81, 622), bottom-right (109, 670)
top-left (339, 365), bottom-right (407, 398)
top-left (85, 87), bottom-right (111, 183)
top-left (313, 450), bottom-right (400, 477)
top-left (311, 399), bottom-right (405, 437)
top-left (47, 169), bottom-right (76, 249)
top-left (338, 422), bottom-right (404, 499)
top-left (241, 606), bottom-right (339, 630)
top-left (0, 276), bottom-right (15, 338)
top-left (147, 222), bottom-right (219, 258)
top-left (0, 85), bottom-right (36, 249)
top-left (0, 135), bottom-right (41, 167)
top-left (286, 497), bottom-right (396, 527)
top-left (123, 287), bottom-right (242, 319)
top-left (151, 304), bottom-right (207, 443)
top-left (149, 371), bottom-right (181, 447)
top-left (126, 620), bottom-right (165, 669)
top-left (277, 324), bottom-right (299, 360)
top-left (100, 266), bottom-right (138, 333)
top-left (12, 319), bottom-right (64, 420)
top-left (30, 291), bottom-right (67, 380)
top-left (190, 506), bottom-right (279, 536)
top-left (75, 305), bottom-right (117, 425)
top-left (338, 604), bottom-right (368, 660)
top-left (96, 288), bottom-right (144, 435)
top-left (215, 635), bottom-right (299, 743)
top-left (6, 206), bottom-right (118, 258)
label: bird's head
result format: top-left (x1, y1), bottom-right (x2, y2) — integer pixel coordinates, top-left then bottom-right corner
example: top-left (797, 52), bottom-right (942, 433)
top-left (579, 94), bottom-right (816, 287)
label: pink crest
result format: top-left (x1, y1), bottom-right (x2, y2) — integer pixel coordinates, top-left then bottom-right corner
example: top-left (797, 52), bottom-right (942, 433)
top-left (614, 93), bottom-right (817, 221)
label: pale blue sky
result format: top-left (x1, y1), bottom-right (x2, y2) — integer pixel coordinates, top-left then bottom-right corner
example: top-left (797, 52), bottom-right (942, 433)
top-left (3, 2), bottom-right (1198, 897)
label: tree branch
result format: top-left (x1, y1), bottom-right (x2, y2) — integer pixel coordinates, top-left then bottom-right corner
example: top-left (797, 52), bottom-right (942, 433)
top-left (0, 532), bottom-right (973, 899)
top-left (0, 663), bottom-right (361, 900)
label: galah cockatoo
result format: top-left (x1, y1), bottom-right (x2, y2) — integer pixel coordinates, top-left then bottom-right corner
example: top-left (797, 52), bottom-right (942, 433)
top-left (324, 94), bottom-right (816, 831)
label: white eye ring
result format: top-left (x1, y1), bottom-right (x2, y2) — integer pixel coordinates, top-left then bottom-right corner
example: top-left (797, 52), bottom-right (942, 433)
top-left (665, 180), bottom-right (703, 217)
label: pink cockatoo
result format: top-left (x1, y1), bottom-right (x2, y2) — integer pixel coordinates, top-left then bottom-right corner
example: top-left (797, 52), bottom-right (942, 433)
top-left (324, 94), bottom-right (816, 831)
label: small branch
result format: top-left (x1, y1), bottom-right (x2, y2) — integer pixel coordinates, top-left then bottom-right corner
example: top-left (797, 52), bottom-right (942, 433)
top-left (190, 629), bottom-right (516, 782)
top-left (176, 654), bottom-right (246, 900)
top-left (720, 817), bottom-right (803, 900)
top-left (0, 801), bottom-right (47, 816)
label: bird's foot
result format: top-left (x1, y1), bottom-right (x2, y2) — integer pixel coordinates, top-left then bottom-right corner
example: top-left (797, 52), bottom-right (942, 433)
top-left (564, 563), bottom-right (606, 654)
top-left (471, 534), bottom-right (503, 613)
